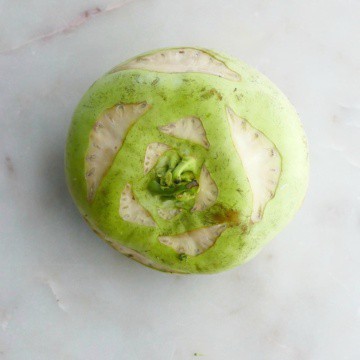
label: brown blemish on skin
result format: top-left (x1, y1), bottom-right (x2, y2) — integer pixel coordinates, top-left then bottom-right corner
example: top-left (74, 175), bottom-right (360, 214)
top-left (212, 208), bottom-right (240, 226)
top-left (201, 88), bottom-right (223, 101)
top-left (240, 224), bottom-right (250, 234)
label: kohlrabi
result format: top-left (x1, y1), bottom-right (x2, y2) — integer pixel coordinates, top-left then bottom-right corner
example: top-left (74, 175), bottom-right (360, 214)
top-left (65, 47), bottom-right (309, 274)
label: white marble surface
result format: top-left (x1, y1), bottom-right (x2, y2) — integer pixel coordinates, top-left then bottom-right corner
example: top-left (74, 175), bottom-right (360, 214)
top-left (1, 0), bottom-right (360, 359)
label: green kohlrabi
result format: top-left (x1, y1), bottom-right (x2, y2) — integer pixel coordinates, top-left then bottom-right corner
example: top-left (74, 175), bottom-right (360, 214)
top-left (65, 47), bottom-right (309, 274)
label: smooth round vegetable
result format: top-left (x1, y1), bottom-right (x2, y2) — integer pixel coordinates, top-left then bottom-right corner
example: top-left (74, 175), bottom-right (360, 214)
top-left (65, 47), bottom-right (309, 274)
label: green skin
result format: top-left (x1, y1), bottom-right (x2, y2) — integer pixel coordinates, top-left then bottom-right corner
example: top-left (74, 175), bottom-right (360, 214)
top-left (65, 47), bottom-right (309, 274)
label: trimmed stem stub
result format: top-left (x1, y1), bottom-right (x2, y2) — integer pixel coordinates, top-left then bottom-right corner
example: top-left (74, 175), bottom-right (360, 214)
top-left (120, 184), bottom-right (156, 227)
top-left (159, 117), bottom-right (210, 149)
top-left (144, 142), bottom-right (171, 174)
top-left (85, 102), bottom-right (150, 201)
top-left (191, 165), bottom-right (218, 212)
top-left (110, 48), bottom-right (241, 81)
top-left (159, 224), bottom-right (227, 256)
top-left (226, 107), bottom-right (281, 222)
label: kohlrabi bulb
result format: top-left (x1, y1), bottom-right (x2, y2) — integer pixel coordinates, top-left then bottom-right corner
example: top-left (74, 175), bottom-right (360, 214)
top-left (65, 47), bottom-right (309, 274)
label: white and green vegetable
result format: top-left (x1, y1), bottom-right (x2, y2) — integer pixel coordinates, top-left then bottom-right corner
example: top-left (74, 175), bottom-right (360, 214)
top-left (65, 47), bottom-right (308, 274)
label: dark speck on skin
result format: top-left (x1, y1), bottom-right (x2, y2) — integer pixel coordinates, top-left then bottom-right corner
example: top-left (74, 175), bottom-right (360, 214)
top-left (241, 224), bottom-right (249, 234)
top-left (5, 156), bottom-right (15, 175)
top-left (151, 78), bottom-right (159, 86)
top-left (178, 253), bottom-right (187, 261)
top-left (194, 264), bottom-right (202, 272)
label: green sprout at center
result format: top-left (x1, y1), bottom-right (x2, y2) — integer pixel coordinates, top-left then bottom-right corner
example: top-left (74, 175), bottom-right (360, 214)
top-left (148, 149), bottom-right (200, 209)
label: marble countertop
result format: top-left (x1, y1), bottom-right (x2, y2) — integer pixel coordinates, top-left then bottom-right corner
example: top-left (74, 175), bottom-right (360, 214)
top-left (1, 0), bottom-right (359, 359)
